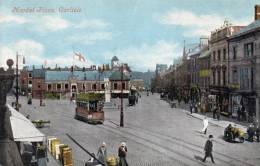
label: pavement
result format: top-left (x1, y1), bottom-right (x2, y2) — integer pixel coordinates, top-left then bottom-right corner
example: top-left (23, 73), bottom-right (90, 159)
top-left (7, 93), bottom-right (260, 166)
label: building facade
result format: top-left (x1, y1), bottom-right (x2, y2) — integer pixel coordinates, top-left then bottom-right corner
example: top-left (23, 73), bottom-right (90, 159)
top-left (210, 21), bottom-right (244, 114)
top-left (228, 13), bottom-right (260, 122)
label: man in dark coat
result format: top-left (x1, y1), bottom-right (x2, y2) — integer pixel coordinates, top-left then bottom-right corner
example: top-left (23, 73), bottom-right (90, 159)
top-left (247, 124), bottom-right (255, 142)
top-left (202, 135), bottom-right (215, 163)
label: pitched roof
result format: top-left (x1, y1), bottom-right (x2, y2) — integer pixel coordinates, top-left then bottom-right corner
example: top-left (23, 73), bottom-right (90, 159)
top-left (231, 20), bottom-right (260, 38)
top-left (32, 69), bottom-right (45, 78)
top-left (45, 70), bottom-right (116, 81)
top-left (109, 70), bottom-right (130, 81)
top-left (199, 49), bottom-right (211, 59)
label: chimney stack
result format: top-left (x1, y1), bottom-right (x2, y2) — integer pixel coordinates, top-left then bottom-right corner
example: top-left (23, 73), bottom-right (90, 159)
top-left (255, 5), bottom-right (260, 20)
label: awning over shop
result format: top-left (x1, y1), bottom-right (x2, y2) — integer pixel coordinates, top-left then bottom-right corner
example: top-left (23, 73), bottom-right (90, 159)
top-left (8, 105), bottom-right (45, 142)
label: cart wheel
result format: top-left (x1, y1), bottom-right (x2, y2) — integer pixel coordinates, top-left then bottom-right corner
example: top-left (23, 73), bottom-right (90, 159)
top-left (239, 137), bottom-right (245, 143)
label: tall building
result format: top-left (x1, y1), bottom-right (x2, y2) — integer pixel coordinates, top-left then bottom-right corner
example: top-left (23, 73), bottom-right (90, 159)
top-left (155, 64), bottom-right (168, 75)
top-left (209, 21), bottom-right (244, 114)
top-left (227, 5), bottom-right (260, 122)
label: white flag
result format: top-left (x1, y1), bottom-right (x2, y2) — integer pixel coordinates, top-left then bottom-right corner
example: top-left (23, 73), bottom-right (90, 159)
top-left (74, 52), bottom-right (86, 62)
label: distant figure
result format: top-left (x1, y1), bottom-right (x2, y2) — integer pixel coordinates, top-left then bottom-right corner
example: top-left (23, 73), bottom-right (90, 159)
top-left (212, 104), bottom-right (217, 119)
top-left (118, 142), bottom-right (128, 166)
top-left (216, 105), bottom-right (220, 121)
top-left (202, 117), bottom-right (208, 134)
top-left (189, 101), bottom-right (193, 114)
top-left (247, 124), bottom-right (255, 142)
top-left (256, 126), bottom-right (260, 142)
top-left (225, 124), bottom-right (233, 142)
top-left (202, 135), bottom-right (215, 163)
top-left (97, 142), bottom-right (107, 166)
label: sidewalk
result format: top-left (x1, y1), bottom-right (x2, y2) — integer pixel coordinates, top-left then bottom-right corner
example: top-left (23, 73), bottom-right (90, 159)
top-left (169, 99), bottom-right (248, 132)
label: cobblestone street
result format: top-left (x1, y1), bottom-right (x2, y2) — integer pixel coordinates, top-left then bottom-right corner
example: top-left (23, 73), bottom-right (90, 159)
top-left (9, 93), bottom-right (260, 166)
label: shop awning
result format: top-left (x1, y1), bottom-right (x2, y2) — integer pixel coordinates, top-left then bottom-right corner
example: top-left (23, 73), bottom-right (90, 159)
top-left (8, 105), bottom-right (45, 142)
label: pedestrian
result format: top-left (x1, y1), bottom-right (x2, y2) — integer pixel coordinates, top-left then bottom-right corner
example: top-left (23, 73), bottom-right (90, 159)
top-left (256, 126), bottom-right (260, 142)
top-left (212, 104), bottom-right (217, 119)
top-left (237, 105), bottom-right (241, 121)
top-left (202, 135), bottom-right (215, 163)
top-left (247, 124), bottom-right (255, 142)
top-left (118, 142), bottom-right (128, 166)
top-left (241, 105), bottom-right (246, 121)
top-left (216, 105), bottom-right (220, 121)
top-left (97, 142), bottom-right (107, 166)
top-left (202, 116), bottom-right (208, 134)
top-left (225, 124), bottom-right (233, 142)
top-left (189, 101), bottom-right (193, 114)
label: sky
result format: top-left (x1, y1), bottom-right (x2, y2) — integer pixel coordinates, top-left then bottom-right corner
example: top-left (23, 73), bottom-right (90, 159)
top-left (0, 0), bottom-right (258, 71)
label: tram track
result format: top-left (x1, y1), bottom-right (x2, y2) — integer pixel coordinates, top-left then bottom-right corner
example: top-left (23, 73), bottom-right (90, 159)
top-left (105, 119), bottom-right (255, 166)
top-left (98, 122), bottom-right (208, 166)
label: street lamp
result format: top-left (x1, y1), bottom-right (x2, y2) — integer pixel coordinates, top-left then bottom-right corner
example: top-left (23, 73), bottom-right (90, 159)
top-left (120, 64), bottom-right (124, 127)
top-left (15, 52), bottom-right (25, 111)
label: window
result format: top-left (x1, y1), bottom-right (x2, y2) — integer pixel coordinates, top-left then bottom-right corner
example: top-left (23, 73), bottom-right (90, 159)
top-left (65, 84), bottom-right (69, 89)
top-left (233, 46), bottom-right (237, 60)
top-left (251, 68), bottom-right (254, 90)
top-left (28, 73), bottom-right (32, 78)
top-left (38, 84), bottom-right (41, 88)
top-left (213, 51), bottom-right (216, 61)
top-left (223, 70), bottom-right (226, 86)
top-left (114, 83), bottom-right (118, 90)
top-left (92, 84), bottom-right (97, 90)
top-left (223, 49), bottom-right (226, 60)
top-left (244, 43), bottom-right (253, 57)
top-left (29, 80), bottom-right (32, 84)
top-left (57, 84), bottom-right (61, 89)
top-left (101, 84), bottom-right (105, 90)
top-left (83, 84), bottom-right (85, 90)
top-left (213, 71), bottom-right (216, 85)
top-left (48, 84), bottom-right (52, 90)
top-left (240, 68), bottom-right (249, 90)
top-left (217, 70), bottom-right (221, 86)
top-left (122, 82), bottom-right (126, 90)
top-left (217, 50), bottom-right (221, 61)
top-left (232, 70), bottom-right (238, 84)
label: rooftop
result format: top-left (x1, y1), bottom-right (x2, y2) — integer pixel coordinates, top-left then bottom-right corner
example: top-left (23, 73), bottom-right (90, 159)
top-left (230, 20), bottom-right (260, 38)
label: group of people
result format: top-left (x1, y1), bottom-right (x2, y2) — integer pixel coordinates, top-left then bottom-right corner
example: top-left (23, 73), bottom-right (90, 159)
top-left (94, 142), bottom-right (128, 166)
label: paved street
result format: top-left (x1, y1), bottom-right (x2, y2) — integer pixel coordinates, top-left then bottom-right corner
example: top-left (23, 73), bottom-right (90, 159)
top-left (8, 93), bottom-right (260, 166)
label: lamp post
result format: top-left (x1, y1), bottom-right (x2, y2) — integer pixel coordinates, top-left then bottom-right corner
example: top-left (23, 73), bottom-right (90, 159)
top-left (120, 64), bottom-right (124, 127)
top-left (15, 53), bottom-right (19, 111)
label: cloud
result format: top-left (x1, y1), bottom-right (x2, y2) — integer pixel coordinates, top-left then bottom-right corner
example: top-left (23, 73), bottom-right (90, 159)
top-left (158, 9), bottom-right (251, 37)
top-left (68, 32), bottom-right (113, 45)
top-left (0, 40), bottom-right (94, 69)
top-left (33, 16), bottom-right (72, 32)
top-left (0, 40), bottom-right (44, 68)
top-left (102, 40), bottom-right (181, 71)
top-left (0, 14), bottom-right (28, 24)
top-left (75, 19), bottom-right (111, 29)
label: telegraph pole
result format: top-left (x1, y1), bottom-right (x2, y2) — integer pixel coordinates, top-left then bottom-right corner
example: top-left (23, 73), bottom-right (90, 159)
top-left (120, 64), bottom-right (124, 127)
top-left (16, 52), bottom-right (19, 111)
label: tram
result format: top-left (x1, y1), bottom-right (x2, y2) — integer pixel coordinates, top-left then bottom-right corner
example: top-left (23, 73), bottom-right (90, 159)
top-left (75, 93), bottom-right (105, 124)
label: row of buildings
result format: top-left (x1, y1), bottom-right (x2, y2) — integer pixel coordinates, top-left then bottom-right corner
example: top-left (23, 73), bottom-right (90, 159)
top-left (19, 56), bottom-right (144, 102)
top-left (155, 5), bottom-right (260, 122)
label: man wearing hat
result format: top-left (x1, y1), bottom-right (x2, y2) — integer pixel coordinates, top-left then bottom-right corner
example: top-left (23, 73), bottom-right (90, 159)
top-left (118, 142), bottom-right (128, 166)
top-left (97, 142), bottom-right (107, 166)
top-left (202, 135), bottom-right (215, 163)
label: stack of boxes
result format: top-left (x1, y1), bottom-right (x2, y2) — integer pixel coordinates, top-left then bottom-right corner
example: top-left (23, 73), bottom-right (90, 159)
top-left (48, 137), bottom-right (73, 166)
